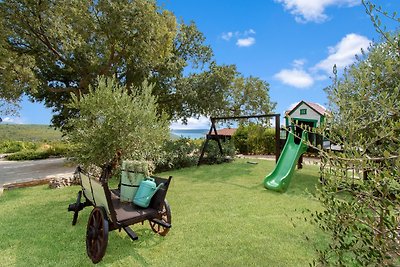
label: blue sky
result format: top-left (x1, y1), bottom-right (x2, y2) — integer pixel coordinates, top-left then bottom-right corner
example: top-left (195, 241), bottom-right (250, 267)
top-left (3, 0), bottom-right (399, 128)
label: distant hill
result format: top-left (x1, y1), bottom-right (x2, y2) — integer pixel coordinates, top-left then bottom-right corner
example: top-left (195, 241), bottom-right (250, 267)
top-left (0, 124), bottom-right (62, 141)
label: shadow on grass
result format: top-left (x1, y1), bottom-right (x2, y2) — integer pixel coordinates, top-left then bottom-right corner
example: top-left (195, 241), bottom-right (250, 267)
top-left (170, 160), bottom-right (273, 183)
top-left (165, 159), bottom-right (321, 196)
top-left (286, 166), bottom-right (321, 197)
top-left (101, 228), bottom-right (166, 266)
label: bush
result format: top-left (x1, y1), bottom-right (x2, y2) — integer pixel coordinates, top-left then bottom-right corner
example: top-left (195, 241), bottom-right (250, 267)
top-left (3, 141), bottom-right (71, 160)
top-left (0, 140), bottom-right (38, 153)
top-left (201, 139), bottom-right (235, 164)
top-left (233, 124), bottom-right (276, 155)
top-left (155, 137), bottom-right (236, 171)
top-left (6, 150), bottom-right (50, 160)
top-left (156, 138), bottom-right (200, 172)
top-left (46, 142), bottom-right (71, 156)
top-left (232, 126), bottom-right (249, 154)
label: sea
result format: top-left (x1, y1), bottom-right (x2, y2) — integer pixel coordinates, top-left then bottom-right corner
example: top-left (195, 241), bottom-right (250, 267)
top-left (170, 129), bottom-right (208, 139)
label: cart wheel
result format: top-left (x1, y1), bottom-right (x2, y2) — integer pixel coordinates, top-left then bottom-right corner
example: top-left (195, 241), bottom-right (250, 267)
top-left (149, 200), bottom-right (171, 236)
top-left (72, 191), bottom-right (82, 226)
top-left (86, 207), bottom-right (109, 264)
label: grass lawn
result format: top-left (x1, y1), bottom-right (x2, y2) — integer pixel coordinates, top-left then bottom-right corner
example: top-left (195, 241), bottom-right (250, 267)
top-left (0, 159), bottom-right (325, 266)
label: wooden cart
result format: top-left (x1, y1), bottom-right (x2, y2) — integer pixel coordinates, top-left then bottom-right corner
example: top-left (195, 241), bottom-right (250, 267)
top-left (68, 166), bottom-right (172, 263)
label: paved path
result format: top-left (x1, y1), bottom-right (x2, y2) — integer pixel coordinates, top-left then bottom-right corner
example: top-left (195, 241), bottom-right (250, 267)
top-left (0, 158), bottom-right (75, 186)
top-left (238, 154), bottom-right (321, 165)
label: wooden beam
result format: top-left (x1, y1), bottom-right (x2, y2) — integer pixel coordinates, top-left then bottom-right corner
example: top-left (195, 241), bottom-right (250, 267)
top-left (211, 114), bottom-right (280, 121)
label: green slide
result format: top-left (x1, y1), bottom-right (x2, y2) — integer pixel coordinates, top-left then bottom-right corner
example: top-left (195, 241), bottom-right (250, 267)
top-left (264, 130), bottom-right (308, 192)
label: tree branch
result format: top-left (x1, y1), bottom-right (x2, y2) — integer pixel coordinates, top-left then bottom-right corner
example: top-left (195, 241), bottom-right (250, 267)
top-left (47, 87), bottom-right (79, 93)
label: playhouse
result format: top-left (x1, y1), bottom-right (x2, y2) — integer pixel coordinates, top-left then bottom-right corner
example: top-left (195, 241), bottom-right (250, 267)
top-left (284, 101), bottom-right (329, 148)
top-left (285, 101), bottom-right (328, 128)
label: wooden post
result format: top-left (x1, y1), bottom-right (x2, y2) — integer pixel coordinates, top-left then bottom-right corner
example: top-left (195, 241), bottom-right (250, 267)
top-left (211, 121), bottom-right (224, 156)
top-left (275, 114), bottom-right (280, 163)
top-left (297, 154), bottom-right (303, 169)
top-left (197, 119), bottom-right (215, 166)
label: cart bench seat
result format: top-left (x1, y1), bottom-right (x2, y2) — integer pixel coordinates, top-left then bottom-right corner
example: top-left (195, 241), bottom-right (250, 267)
top-left (110, 190), bottom-right (159, 224)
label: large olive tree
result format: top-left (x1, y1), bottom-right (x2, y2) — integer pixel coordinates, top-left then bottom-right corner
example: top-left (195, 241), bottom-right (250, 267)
top-left (0, 0), bottom-right (275, 127)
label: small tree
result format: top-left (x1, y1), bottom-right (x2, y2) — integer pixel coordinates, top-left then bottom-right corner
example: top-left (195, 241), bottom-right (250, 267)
top-left (311, 17), bottom-right (400, 267)
top-left (65, 76), bottom-right (169, 176)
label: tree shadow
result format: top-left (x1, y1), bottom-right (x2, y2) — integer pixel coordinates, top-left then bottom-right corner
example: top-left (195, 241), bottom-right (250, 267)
top-left (286, 167), bottom-right (320, 197)
top-left (178, 161), bottom-right (269, 184)
top-left (101, 227), bottom-right (165, 266)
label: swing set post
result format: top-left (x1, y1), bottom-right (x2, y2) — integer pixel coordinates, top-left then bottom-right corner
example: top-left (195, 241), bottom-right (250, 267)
top-left (197, 114), bottom-right (281, 166)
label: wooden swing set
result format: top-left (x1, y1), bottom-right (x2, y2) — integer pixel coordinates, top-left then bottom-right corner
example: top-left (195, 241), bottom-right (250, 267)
top-left (198, 114), bottom-right (281, 165)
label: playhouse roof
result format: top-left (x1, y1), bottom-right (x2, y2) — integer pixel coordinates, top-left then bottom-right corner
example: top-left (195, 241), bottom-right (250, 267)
top-left (286, 101), bottom-right (328, 116)
top-left (208, 128), bottom-right (237, 136)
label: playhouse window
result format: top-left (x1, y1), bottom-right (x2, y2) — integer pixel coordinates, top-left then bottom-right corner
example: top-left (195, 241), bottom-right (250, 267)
top-left (300, 109), bottom-right (307, 115)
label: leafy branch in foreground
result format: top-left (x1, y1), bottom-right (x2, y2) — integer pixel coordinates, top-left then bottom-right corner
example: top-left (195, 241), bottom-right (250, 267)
top-left (307, 27), bottom-right (400, 266)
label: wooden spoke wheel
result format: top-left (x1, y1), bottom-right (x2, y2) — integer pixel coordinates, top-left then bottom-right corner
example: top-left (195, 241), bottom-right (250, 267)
top-left (86, 207), bottom-right (109, 264)
top-left (149, 200), bottom-right (171, 236)
top-left (71, 191), bottom-right (82, 226)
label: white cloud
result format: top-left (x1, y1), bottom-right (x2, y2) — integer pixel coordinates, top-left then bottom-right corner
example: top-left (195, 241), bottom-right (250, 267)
top-left (274, 33), bottom-right (370, 89)
top-left (170, 116), bottom-right (210, 130)
top-left (315, 33), bottom-right (371, 73)
top-left (236, 37), bottom-right (256, 47)
top-left (244, 29), bottom-right (256, 35)
top-left (292, 59), bottom-right (306, 67)
top-left (275, 0), bottom-right (360, 23)
top-left (274, 68), bottom-right (314, 88)
top-left (221, 32), bottom-right (233, 41)
top-left (1, 117), bottom-right (24, 124)
top-left (221, 29), bottom-right (256, 47)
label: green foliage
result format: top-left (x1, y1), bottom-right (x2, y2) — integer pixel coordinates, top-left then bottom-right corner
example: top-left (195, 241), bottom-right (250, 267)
top-left (156, 138), bottom-right (200, 172)
top-left (6, 150), bottom-right (51, 160)
top-left (233, 125), bottom-right (249, 154)
top-left (177, 64), bottom-right (276, 120)
top-left (65, 76), bottom-right (169, 170)
top-left (0, 124), bottom-right (62, 141)
top-left (0, 140), bottom-right (37, 153)
top-left (155, 137), bottom-right (236, 171)
top-left (233, 124), bottom-right (276, 155)
top-left (202, 139), bottom-right (235, 164)
top-left (312, 23), bottom-right (400, 266)
top-left (0, 14), bottom-right (37, 116)
top-left (0, 0), bottom-right (275, 126)
top-left (3, 141), bottom-right (71, 160)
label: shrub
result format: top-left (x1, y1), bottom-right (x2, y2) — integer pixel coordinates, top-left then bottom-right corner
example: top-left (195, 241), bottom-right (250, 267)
top-left (233, 124), bottom-right (276, 155)
top-left (156, 138), bottom-right (200, 172)
top-left (0, 140), bottom-right (38, 153)
top-left (3, 141), bottom-right (71, 160)
top-left (6, 150), bottom-right (50, 160)
top-left (201, 139), bottom-right (235, 164)
top-left (46, 142), bottom-right (71, 156)
top-left (232, 125), bottom-right (249, 154)
top-left (155, 137), bottom-right (236, 171)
